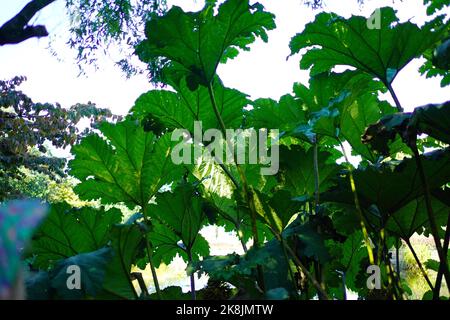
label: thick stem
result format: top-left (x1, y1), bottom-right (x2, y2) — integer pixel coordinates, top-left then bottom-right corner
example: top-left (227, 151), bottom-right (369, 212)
top-left (217, 163), bottom-right (240, 189)
top-left (386, 261), bottom-right (402, 300)
top-left (387, 84), bottom-right (404, 112)
top-left (312, 138), bottom-right (327, 298)
top-left (338, 140), bottom-right (375, 265)
top-left (207, 82), bottom-right (265, 291)
top-left (239, 236), bottom-right (248, 253)
top-left (130, 272), bottom-right (149, 297)
top-left (382, 231), bottom-right (402, 299)
top-left (207, 83), bottom-right (228, 136)
top-left (188, 251), bottom-right (196, 300)
top-left (283, 241), bottom-right (330, 300)
top-left (280, 237), bottom-right (300, 298)
top-left (246, 188), bottom-right (261, 249)
top-left (411, 145), bottom-right (450, 287)
top-left (313, 261), bottom-right (325, 300)
top-left (142, 207), bottom-right (162, 299)
top-left (313, 138), bottom-right (320, 210)
top-left (341, 272), bottom-right (347, 300)
top-left (207, 83), bottom-right (255, 243)
top-left (405, 239), bottom-right (434, 291)
top-left (377, 229), bottom-right (385, 266)
top-left (235, 223), bottom-right (248, 253)
top-left (144, 236), bottom-right (162, 299)
top-left (433, 212), bottom-right (450, 299)
top-left (217, 209), bottom-right (248, 253)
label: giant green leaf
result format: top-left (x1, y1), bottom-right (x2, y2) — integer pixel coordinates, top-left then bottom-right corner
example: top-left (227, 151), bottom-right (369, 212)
top-left (136, 0), bottom-right (276, 86)
top-left (252, 240), bottom-right (295, 294)
top-left (292, 71), bottom-right (384, 115)
top-left (253, 188), bottom-right (306, 235)
top-left (362, 101), bottom-right (450, 155)
top-left (265, 190), bottom-right (303, 230)
top-left (322, 149), bottom-right (450, 216)
top-left (246, 94), bottom-right (305, 131)
top-left (184, 149), bottom-right (269, 244)
top-left (193, 239), bottom-right (294, 296)
top-left (340, 97), bottom-right (380, 161)
top-left (147, 221), bottom-right (184, 268)
top-left (277, 145), bottom-right (341, 197)
top-left (413, 101), bottom-right (450, 145)
top-left (101, 223), bottom-right (145, 299)
top-left (339, 231), bottom-right (367, 292)
top-left (310, 107), bottom-right (340, 138)
top-left (419, 11), bottom-right (450, 87)
top-left (29, 204), bottom-right (142, 300)
top-left (290, 7), bottom-right (449, 85)
top-left (132, 78), bottom-right (248, 133)
top-left (339, 95), bottom-right (401, 161)
top-left (150, 221), bottom-right (210, 267)
top-left (290, 76), bottom-right (406, 162)
top-left (69, 119), bottom-right (183, 209)
top-left (50, 247), bottom-right (113, 300)
top-left (386, 194), bottom-right (449, 239)
top-left (26, 248), bottom-right (114, 300)
top-left (149, 182), bottom-right (207, 252)
top-left (283, 216), bottom-right (331, 263)
top-left (287, 71), bottom-right (386, 147)
top-left (30, 203), bottom-right (122, 269)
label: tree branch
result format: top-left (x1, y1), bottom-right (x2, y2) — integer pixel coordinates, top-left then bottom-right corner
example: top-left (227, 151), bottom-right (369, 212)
top-left (0, 0), bottom-right (56, 46)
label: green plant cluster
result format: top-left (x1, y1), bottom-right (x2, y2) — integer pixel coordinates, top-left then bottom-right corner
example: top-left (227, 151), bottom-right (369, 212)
top-left (23, 0), bottom-right (450, 300)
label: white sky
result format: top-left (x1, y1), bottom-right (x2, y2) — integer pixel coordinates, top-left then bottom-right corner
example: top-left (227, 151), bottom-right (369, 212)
top-left (0, 0), bottom-right (448, 118)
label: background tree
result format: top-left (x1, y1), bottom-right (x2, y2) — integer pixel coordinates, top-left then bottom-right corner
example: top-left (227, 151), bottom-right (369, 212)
top-left (0, 76), bottom-right (119, 201)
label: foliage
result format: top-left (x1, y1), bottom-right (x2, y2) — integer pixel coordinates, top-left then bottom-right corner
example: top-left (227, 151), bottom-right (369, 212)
top-left (289, 7), bottom-right (449, 94)
top-left (69, 118), bottom-right (183, 209)
top-left (13, 0), bottom-right (450, 300)
top-left (135, 0), bottom-right (276, 86)
top-left (148, 182), bottom-right (210, 265)
top-left (29, 203), bottom-right (122, 269)
top-left (65, 0), bottom-right (167, 76)
top-left (419, 0), bottom-right (450, 87)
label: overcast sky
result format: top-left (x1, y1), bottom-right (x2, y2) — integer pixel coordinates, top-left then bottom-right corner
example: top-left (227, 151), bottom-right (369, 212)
top-left (0, 0), bottom-right (448, 118)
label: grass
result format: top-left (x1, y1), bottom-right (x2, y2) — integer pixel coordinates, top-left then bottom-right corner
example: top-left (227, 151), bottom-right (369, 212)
top-left (400, 235), bottom-right (449, 299)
